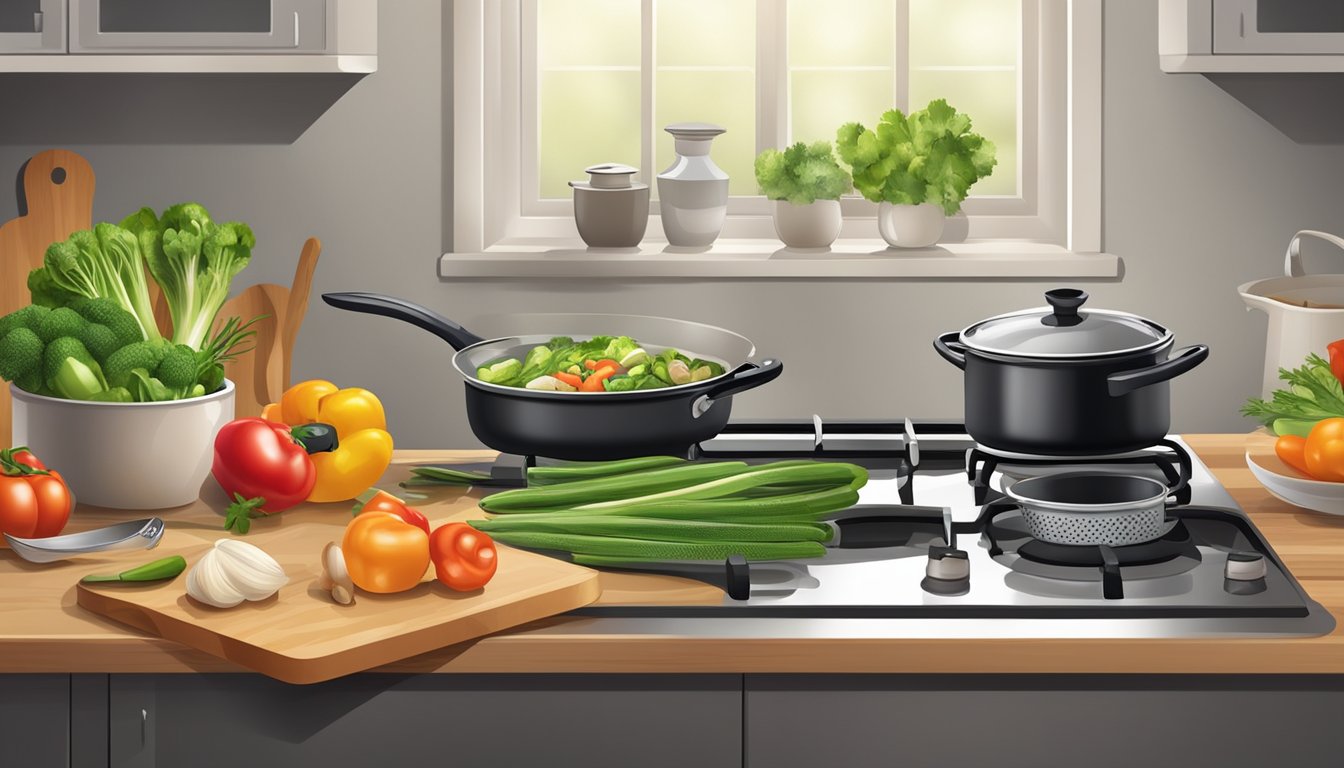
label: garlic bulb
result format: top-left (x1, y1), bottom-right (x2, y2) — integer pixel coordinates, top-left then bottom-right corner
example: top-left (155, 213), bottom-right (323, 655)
top-left (186, 540), bottom-right (289, 608)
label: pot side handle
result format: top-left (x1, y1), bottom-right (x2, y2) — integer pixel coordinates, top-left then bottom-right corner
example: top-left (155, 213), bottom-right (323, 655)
top-left (1285, 230), bottom-right (1344, 277)
top-left (691, 359), bottom-right (784, 419)
top-left (1106, 345), bottom-right (1209, 397)
top-left (933, 332), bottom-right (968, 370)
top-left (321, 292), bottom-right (487, 351)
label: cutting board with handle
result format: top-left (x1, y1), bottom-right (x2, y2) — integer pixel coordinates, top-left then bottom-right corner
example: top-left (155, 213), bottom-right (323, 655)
top-left (76, 474), bottom-right (600, 684)
top-left (0, 150), bottom-right (96, 447)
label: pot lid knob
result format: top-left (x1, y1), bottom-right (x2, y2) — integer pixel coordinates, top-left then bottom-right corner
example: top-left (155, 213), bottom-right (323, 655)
top-left (1042, 288), bottom-right (1088, 327)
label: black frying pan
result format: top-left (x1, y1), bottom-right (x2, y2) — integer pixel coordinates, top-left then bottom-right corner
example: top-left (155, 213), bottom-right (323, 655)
top-left (322, 293), bottom-right (783, 460)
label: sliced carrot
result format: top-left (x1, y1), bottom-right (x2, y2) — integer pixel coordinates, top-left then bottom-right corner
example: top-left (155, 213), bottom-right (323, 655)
top-left (554, 371), bottom-right (583, 388)
top-left (580, 366), bottom-right (616, 392)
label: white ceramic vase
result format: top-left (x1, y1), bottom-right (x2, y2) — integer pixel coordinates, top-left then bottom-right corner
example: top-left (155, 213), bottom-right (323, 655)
top-left (656, 123), bottom-right (729, 247)
top-left (11, 380), bottom-right (235, 509)
top-left (772, 199), bottom-right (842, 249)
top-left (878, 202), bottom-right (946, 248)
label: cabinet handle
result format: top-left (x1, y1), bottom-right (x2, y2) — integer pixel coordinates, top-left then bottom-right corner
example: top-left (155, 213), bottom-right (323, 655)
top-left (141, 708), bottom-right (147, 744)
top-left (293, 11), bottom-right (300, 47)
top-left (32, 11), bottom-right (42, 33)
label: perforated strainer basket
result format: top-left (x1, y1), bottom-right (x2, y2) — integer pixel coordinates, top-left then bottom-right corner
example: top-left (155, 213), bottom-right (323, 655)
top-left (1005, 472), bottom-right (1173, 547)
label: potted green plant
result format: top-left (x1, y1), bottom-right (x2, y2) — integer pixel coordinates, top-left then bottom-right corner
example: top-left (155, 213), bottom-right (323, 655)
top-left (836, 99), bottom-right (997, 248)
top-left (754, 141), bottom-right (852, 249)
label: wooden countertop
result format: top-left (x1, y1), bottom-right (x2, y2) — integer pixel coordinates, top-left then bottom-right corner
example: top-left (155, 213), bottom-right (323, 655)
top-left (7, 436), bottom-right (1344, 677)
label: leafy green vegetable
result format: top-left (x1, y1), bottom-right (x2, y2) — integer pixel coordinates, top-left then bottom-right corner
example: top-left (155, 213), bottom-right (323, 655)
top-left (105, 341), bottom-right (167, 390)
top-left (31, 224), bottom-right (162, 343)
top-left (835, 99), bottom-right (997, 215)
top-left (124, 204), bottom-right (256, 350)
top-left (475, 334), bottom-right (720, 392)
top-left (754, 141), bottom-right (852, 204)
top-left (1243, 354), bottom-right (1344, 426)
top-left (43, 337), bottom-right (107, 400)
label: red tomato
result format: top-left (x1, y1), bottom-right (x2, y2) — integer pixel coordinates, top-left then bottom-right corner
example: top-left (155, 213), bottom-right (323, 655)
top-left (1329, 340), bottom-right (1344, 387)
top-left (430, 523), bottom-right (498, 591)
top-left (212, 418), bottom-right (317, 513)
top-left (1305, 418), bottom-right (1344, 482)
top-left (0, 447), bottom-right (71, 541)
top-left (359, 490), bottom-right (430, 536)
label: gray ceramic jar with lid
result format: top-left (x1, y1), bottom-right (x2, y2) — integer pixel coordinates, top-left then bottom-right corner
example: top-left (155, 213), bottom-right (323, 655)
top-left (656, 123), bottom-right (729, 247)
top-left (570, 163), bottom-right (650, 248)
top-left (932, 288), bottom-right (1210, 455)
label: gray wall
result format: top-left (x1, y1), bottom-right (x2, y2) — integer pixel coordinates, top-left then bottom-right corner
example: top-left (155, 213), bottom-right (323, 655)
top-left (3, 0), bottom-right (1343, 448)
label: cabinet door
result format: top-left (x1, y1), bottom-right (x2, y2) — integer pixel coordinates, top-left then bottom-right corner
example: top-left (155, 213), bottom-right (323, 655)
top-left (0, 0), bottom-right (65, 54)
top-left (112, 673), bottom-right (742, 768)
top-left (746, 674), bottom-right (1344, 768)
top-left (0, 674), bottom-right (70, 768)
top-left (69, 0), bottom-right (327, 53)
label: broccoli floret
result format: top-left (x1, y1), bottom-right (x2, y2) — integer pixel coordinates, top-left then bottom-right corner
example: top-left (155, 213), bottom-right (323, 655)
top-left (70, 298), bottom-right (144, 347)
top-left (155, 344), bottom-right (198, 390)
top-left (76, 323), bottom-right (120, 365)
top-left (198, 362), bottom-right (225, 394)
top-left (105, 340), bottom-right (167, 389)
top-left (35, 307), bottom-right (88, 344)
top-left (43, 337), bottom-right (107, 400)
top-left (0, 327), bottom-right (44, 381)
top-left (14, 367), bottom-right (44, 394)
top-left (0, 305), bottom-right (52, 338)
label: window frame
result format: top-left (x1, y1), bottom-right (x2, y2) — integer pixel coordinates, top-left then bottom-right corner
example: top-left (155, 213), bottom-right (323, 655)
top-left (452, 0), bottom-right (1101, 255)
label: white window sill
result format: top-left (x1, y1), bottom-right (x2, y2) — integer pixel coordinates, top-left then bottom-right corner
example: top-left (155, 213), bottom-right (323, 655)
top-left (439, 239), bottom-right (1121, 280)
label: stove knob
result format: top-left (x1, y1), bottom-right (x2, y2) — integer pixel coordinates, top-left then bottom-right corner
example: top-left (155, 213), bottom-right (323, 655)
top-left (1225, 552), bottom-right (1267, 582)
top-left (926, 545), bottom-right (970, 581)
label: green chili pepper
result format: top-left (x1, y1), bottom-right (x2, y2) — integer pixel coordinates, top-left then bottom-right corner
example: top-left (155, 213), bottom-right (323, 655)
top-left (80, 555), bottom-right (187, 584)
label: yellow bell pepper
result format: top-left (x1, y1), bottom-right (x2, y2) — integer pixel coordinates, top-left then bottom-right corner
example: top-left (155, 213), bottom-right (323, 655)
top-left (268, 380), bottom-right (394, 503)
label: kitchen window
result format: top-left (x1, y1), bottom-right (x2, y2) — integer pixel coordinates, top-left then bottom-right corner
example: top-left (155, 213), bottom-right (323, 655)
top-left (448, 0), bottom-right (1110, 279)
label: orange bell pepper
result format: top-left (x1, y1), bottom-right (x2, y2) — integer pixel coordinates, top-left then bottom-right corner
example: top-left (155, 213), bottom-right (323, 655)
top-left (1305, 418), bottom-right (1344, 482)
top-left (342, 510), bottom-right (430, 593)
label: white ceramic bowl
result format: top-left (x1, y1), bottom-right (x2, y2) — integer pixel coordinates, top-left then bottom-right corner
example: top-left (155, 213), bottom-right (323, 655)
top-left (11, 380), bottom-right (234, 510)
top-left (1245, 450), bottom-right (1344, 516)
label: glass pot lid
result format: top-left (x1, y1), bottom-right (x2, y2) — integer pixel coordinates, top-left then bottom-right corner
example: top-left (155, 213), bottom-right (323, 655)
top-left (960, 289), bottom-right (1173, 359)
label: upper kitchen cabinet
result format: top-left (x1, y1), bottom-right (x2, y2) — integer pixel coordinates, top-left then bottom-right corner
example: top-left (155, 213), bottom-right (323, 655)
top-left (1161, 0), bottom-right (1344, 72)
top-left (0, 0), bottom-right (376, 73)
top-left (0, 0), bottom-right (64, 53)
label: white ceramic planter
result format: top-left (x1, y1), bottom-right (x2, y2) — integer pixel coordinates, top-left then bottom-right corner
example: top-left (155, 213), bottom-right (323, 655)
top-left (772, 199), bottom-right (842, 249)
top-left (11, 380), bottom-right (235, 510)
top-left (878, 202), bottom-right (946, 248)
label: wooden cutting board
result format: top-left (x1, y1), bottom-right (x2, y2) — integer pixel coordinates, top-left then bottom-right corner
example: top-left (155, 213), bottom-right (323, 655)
top-left (76, 467), bottom-right (600, 684)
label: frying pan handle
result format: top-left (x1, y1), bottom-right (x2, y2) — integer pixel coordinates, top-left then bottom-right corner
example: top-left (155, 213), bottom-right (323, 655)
top-left (933, 332), bottom-right (967, 370)
top-left (691, 359), bottom-right (783, 419)
top-left (321, 292), bottom-right (486, 350)
top-left (1106, 345), bottom-right (1209, 397)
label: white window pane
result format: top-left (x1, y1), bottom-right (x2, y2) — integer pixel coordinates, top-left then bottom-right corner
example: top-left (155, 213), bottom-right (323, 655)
top-left (788, 0), bottom-right (894, 68)
top-left (538, 0), bottom-right (640, 68)
top-left (655, 71), bottom-right (756, 196)
top-left (907, 71), bottom-right (1017, 196)
top-left (909, 0), bottom-right (1020, 68)
top-left (790, 70), bottom-right (894, 145)
top-left (656, 0), bottom-right (754, 68)
top-left (537, 0), bottom-right (641, 199)
top-left (540, 71), bottom-right (642, 198)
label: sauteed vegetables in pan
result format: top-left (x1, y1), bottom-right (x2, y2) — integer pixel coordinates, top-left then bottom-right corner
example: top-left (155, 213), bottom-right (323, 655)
top-left (476, 335), bottom-right (726, 393)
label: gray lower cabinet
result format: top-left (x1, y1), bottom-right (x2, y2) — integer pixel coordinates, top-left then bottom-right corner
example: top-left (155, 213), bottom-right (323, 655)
top-left (109, 673), bottom-right (742, 768)
top-left (745, 675), bottom-right (1344, 768)
top-left (0, 674), bottom-right (69, 768)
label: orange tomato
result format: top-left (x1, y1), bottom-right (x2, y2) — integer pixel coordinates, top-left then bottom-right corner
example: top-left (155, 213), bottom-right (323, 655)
top-left (1276, 434), bottom-right (1312, 477)
top-left (341, 510), bottom-right (430, 593)
top-left (280, 380), bottom-right (339, 425)
top-left (1304, 418), bottom-right (1344, 482)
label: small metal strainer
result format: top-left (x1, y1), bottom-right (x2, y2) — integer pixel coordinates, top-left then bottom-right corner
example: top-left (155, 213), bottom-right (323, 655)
top-left (1005, 472), bottom-right (1173, 547)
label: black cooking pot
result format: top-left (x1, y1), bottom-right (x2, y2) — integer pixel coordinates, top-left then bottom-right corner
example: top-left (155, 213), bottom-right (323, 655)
top-left (322, 292), bottom-right (783, 460)
top-left (933, 289), bottom-right (1209, 455)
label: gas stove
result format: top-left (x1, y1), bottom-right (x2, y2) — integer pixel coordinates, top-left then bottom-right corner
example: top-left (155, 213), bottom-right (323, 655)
top-left (515, 420), bottom-right (1332, 638)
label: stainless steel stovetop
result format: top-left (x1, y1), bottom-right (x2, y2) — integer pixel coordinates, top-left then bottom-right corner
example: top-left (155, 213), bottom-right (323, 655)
top-left (535, 420), bottom-right (1335, 639)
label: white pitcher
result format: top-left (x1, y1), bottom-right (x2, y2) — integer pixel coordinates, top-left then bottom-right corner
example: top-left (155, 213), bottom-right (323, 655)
top-left (1239, 230), bottom-right (1344, 397)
